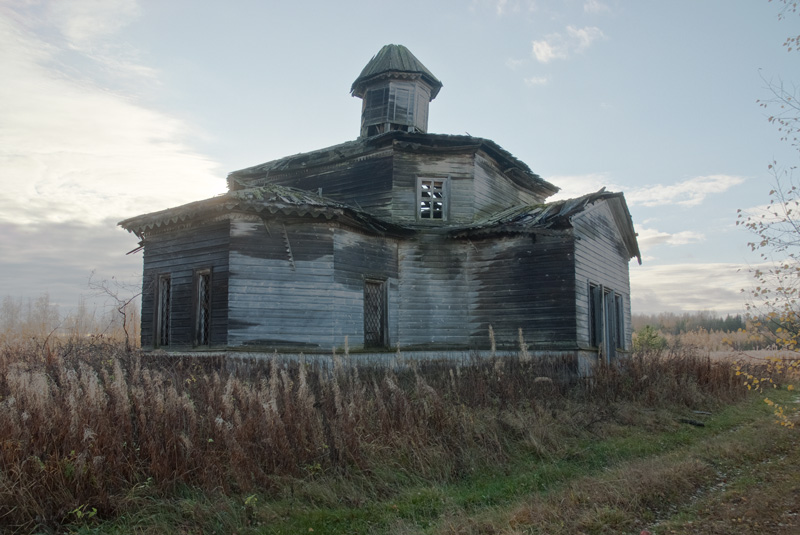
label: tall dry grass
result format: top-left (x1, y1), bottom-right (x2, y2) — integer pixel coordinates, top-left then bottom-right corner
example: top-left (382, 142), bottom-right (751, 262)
top-left (0, 335), bottom-right (749, 533)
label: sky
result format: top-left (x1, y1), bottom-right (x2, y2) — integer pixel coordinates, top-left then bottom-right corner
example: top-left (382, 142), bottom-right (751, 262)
top-left (0, 0), bottom-right (797, 318)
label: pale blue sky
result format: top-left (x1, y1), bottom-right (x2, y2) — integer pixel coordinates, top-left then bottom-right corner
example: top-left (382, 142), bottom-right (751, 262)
top-left (0, 0), bottom-right (796, 315)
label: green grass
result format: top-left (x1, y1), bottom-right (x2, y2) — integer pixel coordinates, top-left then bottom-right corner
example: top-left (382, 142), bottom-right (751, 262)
top-left (63, 392), bottom-right (793, 535)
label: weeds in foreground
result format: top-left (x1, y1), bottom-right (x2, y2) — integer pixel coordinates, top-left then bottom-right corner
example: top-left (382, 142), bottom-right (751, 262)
top-left (0, 340), bottom-right (752, 533)
top-left (734, 355), bottom-right (800, 427)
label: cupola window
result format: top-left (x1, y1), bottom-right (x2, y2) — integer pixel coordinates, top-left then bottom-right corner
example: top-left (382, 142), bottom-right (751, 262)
top-left (351, 45), bottom-right (442, 138)
top-left (363, 85), bottom-right (417, 136)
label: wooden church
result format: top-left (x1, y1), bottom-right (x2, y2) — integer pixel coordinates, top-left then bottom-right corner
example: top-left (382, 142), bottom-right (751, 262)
top-left (120, 44), bottom-right (641, 368)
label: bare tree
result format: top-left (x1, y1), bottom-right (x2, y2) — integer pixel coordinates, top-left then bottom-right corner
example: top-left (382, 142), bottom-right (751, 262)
top-left (737, 2), bottom-right (800, 346)
top-left (88, 272), bottom-right (142, 352)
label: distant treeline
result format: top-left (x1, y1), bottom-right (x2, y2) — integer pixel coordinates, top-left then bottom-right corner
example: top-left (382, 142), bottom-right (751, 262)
top-left (632, 311), bottom-right (746, 335)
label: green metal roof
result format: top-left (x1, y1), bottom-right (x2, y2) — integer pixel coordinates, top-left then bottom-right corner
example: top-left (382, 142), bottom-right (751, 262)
top-left (351, 44), bottom-right (442, 98)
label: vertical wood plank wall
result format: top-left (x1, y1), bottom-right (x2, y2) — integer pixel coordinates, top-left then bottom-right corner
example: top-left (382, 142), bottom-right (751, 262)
top-left (572, 201), bottom-right (633, 350)
top-left (140, 219), bottom-right (230, 348)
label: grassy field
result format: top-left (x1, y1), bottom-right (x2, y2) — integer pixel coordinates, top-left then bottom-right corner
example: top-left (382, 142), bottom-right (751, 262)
top-left (0, 336), bottom-right (797, 534)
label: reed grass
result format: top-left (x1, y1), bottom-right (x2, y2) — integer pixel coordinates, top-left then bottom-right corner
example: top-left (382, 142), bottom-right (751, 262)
top-left (0, 333), bottom-right (755, 534)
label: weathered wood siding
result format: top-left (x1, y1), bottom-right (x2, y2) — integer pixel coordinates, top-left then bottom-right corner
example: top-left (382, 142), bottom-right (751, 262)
top-left (468, 234), bottom-right (577, 349)
top-left (391, 149), bottom-right (475, 224)
top-left (332, 230), bottom-right (399, 349)
top-left (397, 235), bottom-right (472, 348)
top-left (263, 153), bottom-right (395, 219)
top-left (572, 201), bottom-right (633, 350)
top-left (227, 217), bottom-right (335, 349)
top-left (473, 153), bottom-right (546, 218)
top-left (390, 148), bottom-right (548, 226)
top-left (140, 219), bottom-right (230, 348)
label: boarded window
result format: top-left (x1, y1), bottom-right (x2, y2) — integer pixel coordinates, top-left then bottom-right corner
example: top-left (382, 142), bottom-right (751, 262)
top-left (589, 284), bottom-right (626, 357)
top-left (589, 284), bottom-right (602, 347)
top-left (615, 294), bottom-right (625, 350)
top-left (419, 178), bottom-right (446, 220)
top-left (364, 280), bottom-right (387, 348)
top-left (156, 274), bottom-right (171, 348)
top-left (195, 269), bottom-right (211, 346)
top-left (604, 288), bottom-right (617, 355)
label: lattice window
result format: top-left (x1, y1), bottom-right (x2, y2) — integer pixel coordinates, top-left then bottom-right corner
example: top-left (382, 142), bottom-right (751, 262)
top-left (364, 280), bottom-right (387, 348)
top-left (156, 274), bottom-right (171, 347)
top-left (195, 270), bottom-right (211, 346)
top-left (419, 178), bottom-right (446, 220)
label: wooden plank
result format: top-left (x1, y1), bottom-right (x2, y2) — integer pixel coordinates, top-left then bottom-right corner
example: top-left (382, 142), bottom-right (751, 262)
top-left (571, 201), bottom-right (633, 349)
top-left (141, 219), bottom-right (230, 348)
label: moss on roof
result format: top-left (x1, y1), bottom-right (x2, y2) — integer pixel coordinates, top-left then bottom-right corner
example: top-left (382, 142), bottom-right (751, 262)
top-left (351, 44), bottom-right (442, 98)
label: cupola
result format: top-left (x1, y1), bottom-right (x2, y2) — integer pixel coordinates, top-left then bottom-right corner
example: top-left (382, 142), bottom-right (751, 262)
top-left (351, 44), bottom-right (443, 138)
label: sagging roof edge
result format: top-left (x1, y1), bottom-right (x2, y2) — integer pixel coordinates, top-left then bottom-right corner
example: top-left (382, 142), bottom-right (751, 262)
top-left (119, 187), bottom-right (640, 264)
top-left (117, 185), bottom-right (415, 240)
top-left (225, 131), bottom-right (558, 197)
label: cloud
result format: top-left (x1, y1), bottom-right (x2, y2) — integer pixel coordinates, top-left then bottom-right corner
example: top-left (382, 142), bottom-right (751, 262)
top-left (524, 76), bottom-right (550, 87)
top-left (583, 0), bottom-right (610, 14)
top-left (532, 25), bottom-right (604, 63)
top-left (630, 262), bottom-right (751, 315)
top-left (532, 40), bottom-right (564, 63)
top-left (47, 0), bottom-right (141, 50)
top-left (0, 6), bottom-right (225, 227)
top-left (737, 199), bottom-right (800, 225)
top-left (0, 220), bottom-right (142, 308)
top-left (506, 58), bottom-right (527, 70)
top-left (635, 227), bottom-right (705, 250)
top-left (475, 0), bottom-right (537, 15)
top-left (626, 175), bottom-right (746, 207)
top-left (548, 173), bottom-right (624, 201)
top-left (0, 2), bottom-right (224, 307)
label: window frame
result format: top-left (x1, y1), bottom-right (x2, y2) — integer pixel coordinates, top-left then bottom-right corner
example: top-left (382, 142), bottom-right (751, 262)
top-left (416, 176), bottom-right (449, 222)
top-left (363, 278), bottom-right (388, 348)
top-left (193, 268), bottom-right (212, 347)
top-left (155, 273), bottom-right (172, 348)
top-left (589, 283), bottom-right (602, 348)
top-left (588, 282), bottom-right (626, 353)
top-left (614, 293), bottom-right (625, 350)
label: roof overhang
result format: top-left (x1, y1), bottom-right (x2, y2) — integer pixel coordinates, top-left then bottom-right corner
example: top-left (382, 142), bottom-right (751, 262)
top-left (118, 185), bottom-right (415, 240)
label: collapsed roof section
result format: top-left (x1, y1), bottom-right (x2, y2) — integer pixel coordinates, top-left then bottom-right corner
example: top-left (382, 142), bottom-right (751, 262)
top-left (450, 189), bottom-right (642, 264)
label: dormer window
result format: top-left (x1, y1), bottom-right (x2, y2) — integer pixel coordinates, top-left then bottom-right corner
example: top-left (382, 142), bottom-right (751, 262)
top-left (418, 177), bottom-right (447, 221)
